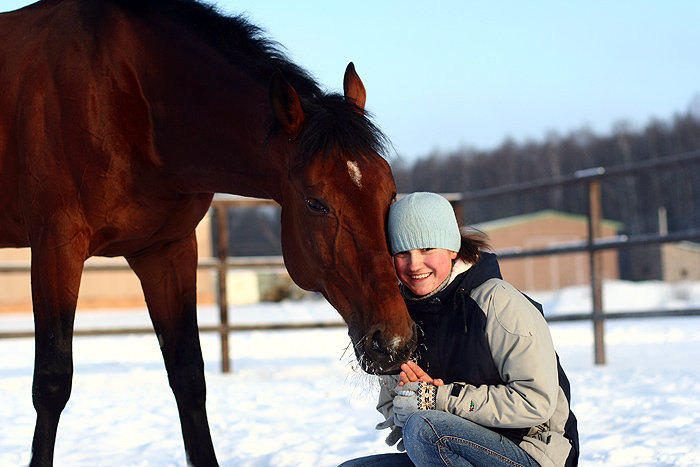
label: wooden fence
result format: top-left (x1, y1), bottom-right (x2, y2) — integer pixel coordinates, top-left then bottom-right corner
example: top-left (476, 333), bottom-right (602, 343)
top-left (1, 150), bottom-right (699, 370)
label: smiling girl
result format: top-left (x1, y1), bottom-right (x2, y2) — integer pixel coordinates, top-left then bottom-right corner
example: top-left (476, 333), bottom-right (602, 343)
top-left (340, 192), bottom-right (579, 467)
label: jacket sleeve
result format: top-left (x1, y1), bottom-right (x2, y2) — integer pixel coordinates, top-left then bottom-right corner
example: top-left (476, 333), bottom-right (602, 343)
top-left (376, 374), bottom-right (399, 421)
top-left (375, 374), bottom-right (404, 449)
top-left (435, 279), bottom-right (559, 429)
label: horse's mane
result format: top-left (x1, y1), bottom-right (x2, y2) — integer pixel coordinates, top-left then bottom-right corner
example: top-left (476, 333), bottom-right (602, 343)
top-left (292, 95), bottom-right (392, 165)
top-left (106, 0), bottom-right (319, 96)
top-left (107, 0), bottom-right (392, 161)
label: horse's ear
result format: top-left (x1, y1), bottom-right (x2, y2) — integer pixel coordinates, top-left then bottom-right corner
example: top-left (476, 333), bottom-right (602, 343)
top-left (343, 62), bottom-right (366, 110)
top-left (269, 71), bottom-right (305, 140)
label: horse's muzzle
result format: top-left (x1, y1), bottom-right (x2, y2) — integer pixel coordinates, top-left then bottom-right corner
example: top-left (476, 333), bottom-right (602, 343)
top-left (355, 324), bottom-right (417, 375)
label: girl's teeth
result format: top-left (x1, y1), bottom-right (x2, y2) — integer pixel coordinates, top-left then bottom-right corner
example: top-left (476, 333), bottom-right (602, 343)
top-left (411, 273), bottom-right (430, 280)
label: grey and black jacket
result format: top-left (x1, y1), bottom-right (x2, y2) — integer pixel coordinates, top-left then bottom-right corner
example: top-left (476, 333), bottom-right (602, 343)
top-left (377, 252), bottom-right (579, 467)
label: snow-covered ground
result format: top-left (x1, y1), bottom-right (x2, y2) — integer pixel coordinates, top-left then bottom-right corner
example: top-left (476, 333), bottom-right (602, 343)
top-left (1, 280), bottom-right (699, 466)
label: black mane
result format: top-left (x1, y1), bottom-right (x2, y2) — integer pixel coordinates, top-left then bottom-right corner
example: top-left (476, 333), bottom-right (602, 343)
top-left (295, 95), bottom-right (393, 164)
top-left (110, 0), bottom-right (321, 97)
top-left (109, 0), bottom-right (392, 160)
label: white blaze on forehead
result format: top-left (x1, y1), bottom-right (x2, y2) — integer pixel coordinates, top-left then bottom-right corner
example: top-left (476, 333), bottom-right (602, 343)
top-left (347, 160), bottom-right (363, 188)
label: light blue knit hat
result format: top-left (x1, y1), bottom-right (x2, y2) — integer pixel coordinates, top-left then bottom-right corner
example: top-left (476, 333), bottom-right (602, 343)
top-left (388, 192), bottom-right (461, 255)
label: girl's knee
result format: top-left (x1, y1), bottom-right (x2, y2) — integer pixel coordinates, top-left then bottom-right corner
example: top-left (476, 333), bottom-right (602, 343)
top-left (402, 411), bottom-right (449, 464)
top-left (402, 410), bottom-right (441, 445)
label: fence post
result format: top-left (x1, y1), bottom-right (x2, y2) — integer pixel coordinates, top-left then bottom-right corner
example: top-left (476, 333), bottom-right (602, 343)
top-left (450, 198), bottom-right (464, 226)
top-left (215, 204), bottom-right (231, 373)
top-left (587, 180), bottom-right (606, 365)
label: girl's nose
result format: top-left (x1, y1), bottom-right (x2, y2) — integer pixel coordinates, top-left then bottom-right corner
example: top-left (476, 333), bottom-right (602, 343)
top-left (407, 251), bottom-right (423, 268)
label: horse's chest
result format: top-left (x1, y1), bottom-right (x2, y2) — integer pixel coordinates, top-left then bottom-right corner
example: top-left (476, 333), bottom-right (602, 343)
top-left (91, 193), bottom-right (213, 256)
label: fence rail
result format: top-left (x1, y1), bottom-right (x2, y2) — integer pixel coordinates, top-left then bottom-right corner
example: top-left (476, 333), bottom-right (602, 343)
top-left (1, 151), bottom-right (699, 369)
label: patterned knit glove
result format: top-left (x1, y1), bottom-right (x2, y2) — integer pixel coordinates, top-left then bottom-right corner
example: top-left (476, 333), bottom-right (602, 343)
top-left (392, 381), bottom-right (437, 427)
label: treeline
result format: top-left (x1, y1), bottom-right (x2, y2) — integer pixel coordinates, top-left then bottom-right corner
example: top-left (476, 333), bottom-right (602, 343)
top-left (391, 108), bottom-right (700, 237)
top-left (217, 106), bottom-right (700, 257)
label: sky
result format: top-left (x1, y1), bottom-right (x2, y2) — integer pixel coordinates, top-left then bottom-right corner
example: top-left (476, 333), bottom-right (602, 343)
top-left (3, 1), bottom-right (700, 161)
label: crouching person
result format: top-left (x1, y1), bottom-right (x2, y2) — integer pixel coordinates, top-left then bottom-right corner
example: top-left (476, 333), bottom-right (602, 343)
top-left (340, 192), bottom-right (579, 467)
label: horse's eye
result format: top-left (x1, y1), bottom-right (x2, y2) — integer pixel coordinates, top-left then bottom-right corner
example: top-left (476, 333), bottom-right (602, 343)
top-left (305, 198), bottom-right (329, 214)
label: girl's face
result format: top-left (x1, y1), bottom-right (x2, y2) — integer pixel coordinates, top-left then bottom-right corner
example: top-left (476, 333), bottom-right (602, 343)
top-left (393, 248), bottom-right (458, 296)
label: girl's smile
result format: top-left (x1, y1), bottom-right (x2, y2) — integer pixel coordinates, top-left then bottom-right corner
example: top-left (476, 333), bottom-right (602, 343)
top-left (393, 248), bottom-right (458, 296)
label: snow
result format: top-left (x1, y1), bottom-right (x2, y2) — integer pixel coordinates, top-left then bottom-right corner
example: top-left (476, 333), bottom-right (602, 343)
top-left (1, 281), bottom-right (699, 466)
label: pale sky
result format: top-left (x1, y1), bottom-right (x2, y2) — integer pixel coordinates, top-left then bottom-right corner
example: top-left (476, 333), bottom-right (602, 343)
top-left (3, 0), bottom-right (699, 161)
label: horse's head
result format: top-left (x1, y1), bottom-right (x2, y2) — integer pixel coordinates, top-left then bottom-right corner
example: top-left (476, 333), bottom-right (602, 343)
top-left (267, 63), bottom-right (416, 374)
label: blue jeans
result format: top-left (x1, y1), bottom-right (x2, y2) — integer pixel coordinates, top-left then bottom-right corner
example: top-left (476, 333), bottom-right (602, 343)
top-left (339, 410), bottom-right (538, 467)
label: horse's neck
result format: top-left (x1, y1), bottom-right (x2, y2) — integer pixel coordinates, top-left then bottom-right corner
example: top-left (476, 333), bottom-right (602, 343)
top-left (128, 18), bottom-right (286, 201)
top-left (147, 72), bottom-right (284, 200)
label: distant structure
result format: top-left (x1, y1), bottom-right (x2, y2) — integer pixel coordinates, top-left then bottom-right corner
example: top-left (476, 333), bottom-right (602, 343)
top-left (0, 216), bottom-right (215, 312)
top-left (621, 207), bottom-right (700, 282)
top-left (2, 205), bottom-right (695, 310)
top-left (476, 210), bottom-right (621, 292)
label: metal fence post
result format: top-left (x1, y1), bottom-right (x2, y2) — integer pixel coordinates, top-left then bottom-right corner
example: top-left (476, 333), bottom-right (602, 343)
top-left (215, 204), bottom-right (231, 373)
top-left (587, 180), bottom-right (606, 365)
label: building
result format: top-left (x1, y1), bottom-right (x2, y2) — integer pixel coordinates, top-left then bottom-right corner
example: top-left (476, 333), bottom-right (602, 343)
top-left (475, 210), bottom-right (621, 292)
top-left (661, 241), bottom-right (700, 281)
top-left (0, 215), bottom-right (216, 312)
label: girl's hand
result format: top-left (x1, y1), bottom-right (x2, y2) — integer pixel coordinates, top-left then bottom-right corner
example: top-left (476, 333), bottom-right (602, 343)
top-left (398, 361), bottom-right (444, 386)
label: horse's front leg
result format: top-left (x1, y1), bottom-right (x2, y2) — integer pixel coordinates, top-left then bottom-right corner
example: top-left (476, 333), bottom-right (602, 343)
top-left (127, 233), bottom-right (218, 467)
top-left (29, 241), bottom-right (86, 466)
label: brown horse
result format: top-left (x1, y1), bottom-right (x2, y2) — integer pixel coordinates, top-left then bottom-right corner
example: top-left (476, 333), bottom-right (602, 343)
top-left (0, 0), bottom-right (416, 465)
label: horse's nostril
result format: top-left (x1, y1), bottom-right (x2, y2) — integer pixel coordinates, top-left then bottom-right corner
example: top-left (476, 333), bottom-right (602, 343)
top-left (370, 329), bottom-right (389, 356)
top-left (356, 324), bottom-right (416, 374)
top-left (371, 331), bottom-right (381, 351)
